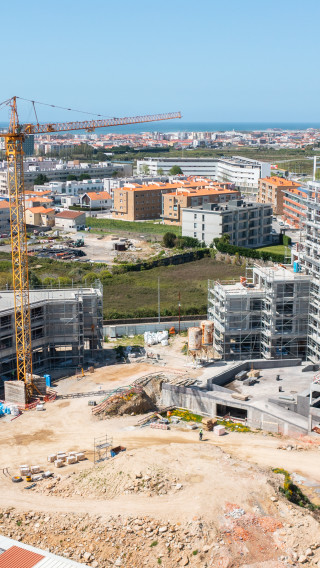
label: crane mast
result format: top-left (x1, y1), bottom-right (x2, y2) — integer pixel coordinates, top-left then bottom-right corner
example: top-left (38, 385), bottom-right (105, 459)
top-left (0, 97), bottom-right (181, 401)
top-left (6, 98), bottom-right (34, 397)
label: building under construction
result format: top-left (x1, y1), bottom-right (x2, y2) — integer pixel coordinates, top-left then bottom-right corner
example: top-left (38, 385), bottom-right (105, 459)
top-left (208, 264), bottom-right (310, 360)
top-left (0, 282), bottom-right (103, 380)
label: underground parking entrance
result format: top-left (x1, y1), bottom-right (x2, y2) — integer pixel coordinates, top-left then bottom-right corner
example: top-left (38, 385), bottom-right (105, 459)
top-left (216, 404), bottom-right (248, 421)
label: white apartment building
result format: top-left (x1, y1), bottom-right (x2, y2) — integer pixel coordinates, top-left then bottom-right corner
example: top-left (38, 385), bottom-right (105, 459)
top-left (0, 159), bottom-right (133, 192)
top-left (136, 156), bottom-right (270, 193)
top-left (182, 199), bottom-right (273, 247)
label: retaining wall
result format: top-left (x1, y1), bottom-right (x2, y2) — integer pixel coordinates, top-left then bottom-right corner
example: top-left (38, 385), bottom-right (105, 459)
top-left (104, 320), bottom-right (201, 338)
top-left (162, 383), bottom-right (308, 435)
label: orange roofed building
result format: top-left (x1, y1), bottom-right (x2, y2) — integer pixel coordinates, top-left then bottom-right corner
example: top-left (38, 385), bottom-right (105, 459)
top-left (112, 178), bottom-right (239, 222)
top-left (162, 183), bottom-right (240, 225)
top-left (257, 176), bottom-right (300, 215)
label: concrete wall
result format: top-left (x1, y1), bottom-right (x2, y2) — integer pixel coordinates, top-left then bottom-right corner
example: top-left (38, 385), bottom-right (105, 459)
top-left (104, 320), bottom-right (202, 338)
top-left (162, 382), bottom-right (308, 435)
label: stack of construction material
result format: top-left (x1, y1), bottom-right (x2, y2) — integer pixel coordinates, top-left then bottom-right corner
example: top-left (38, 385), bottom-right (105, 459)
top-left (20, 465), bottom-right (30, 476)
top-left (30, 465), bottom-right (40, 474)
top-left (76, 452), bottom-right (85, 461)
top-left (144, 330), bottom-right (169, 346)
top-left (202, 418), bottom-right (217, 431)
top-left (54, 459), bottom-right (64, 468)
top-left (214, 425), bottom-right (226, 436)
top-left (66, 455), bottom-right (77, 465)
top-left (47, 454), bottom-right (57, 463)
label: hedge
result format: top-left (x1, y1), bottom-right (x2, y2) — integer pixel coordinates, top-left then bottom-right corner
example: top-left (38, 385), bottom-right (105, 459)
top-left (213, 238), bottom-right (285, 263)
top-left (112, 248), bottom-right (210, 274)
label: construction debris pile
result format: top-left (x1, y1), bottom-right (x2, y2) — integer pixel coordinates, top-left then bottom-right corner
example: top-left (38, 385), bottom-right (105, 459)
top-left (92, 386), bottom-right (156, 418)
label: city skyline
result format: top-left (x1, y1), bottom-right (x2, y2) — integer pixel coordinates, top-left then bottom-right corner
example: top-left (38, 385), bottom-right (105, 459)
top-left (0, 0), bottom-right (320, 124)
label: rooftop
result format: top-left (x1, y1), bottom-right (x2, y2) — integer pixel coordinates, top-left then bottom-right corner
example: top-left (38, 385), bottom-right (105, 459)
top-left (26, 207), bottom-right (55, 214)
top-left (0, 535), bottom-right (88, 567)
top-left (261, 176), bottom-right (300, 187)
top-left (0, 287), bottom-right (102, 312)
top-left (55, 210), bottom-right (85, 219)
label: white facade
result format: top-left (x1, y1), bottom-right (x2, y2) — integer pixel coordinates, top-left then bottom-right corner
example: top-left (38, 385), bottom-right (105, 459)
top-left (182, 200), bottom-right (273, 247)
top-left (55, 211), bottom-right (86, 230)
top-left (137, 156), bottom-right (270, 192)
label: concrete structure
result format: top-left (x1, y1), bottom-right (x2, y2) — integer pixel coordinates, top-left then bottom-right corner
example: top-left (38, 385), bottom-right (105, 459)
top-left (26, 206), bottom-right (55, 227)
top-left (81, 191), bottom-right (112, 209)
top-left (137, 156), bottom-right (271, 193)
top-left (0, 534), bottom-right (89, 566)
top-left (0, 284), bottom-right (103, 380)
top-left (22, 133), bottom-right (35, 156)
top-left (0, 201), bottom-right (10, 234)
top-left (208, 264), bottom-right (310, 361)
top-left (161, 361), bottom-right (317, 435)
top-left (182, 199), bottom-right (273, 247)
top-left (55, 210), bottom-right (86, 230)
top-left (162, 183), bottom-right (239, 225)
top-left (258, 176), bottom-right (300, 215)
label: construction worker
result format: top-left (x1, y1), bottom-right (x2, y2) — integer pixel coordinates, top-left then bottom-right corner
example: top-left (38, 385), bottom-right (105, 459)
top-left (199, 428), bottom-right (203, 441)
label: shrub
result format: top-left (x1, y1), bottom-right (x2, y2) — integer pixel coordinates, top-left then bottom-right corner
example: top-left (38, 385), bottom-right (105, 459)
top-left (213, 237), bottom-right (285, 263)
top-left (82, 272), bottom-right (99, 284)
top-left (163, 232), bottom-right (177, 248)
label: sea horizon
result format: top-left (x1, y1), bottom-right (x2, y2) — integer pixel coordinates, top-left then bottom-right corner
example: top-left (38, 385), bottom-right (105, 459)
top-left (1, 120), bottom-right (320, 135)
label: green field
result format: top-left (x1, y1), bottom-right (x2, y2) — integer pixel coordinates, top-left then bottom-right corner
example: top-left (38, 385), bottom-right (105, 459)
top-left (102, 258), bottom-right (245, 319)
top-left (0, 255), bottom-right (245, 319)
top-left (87, 217), bottom-right (181, 236)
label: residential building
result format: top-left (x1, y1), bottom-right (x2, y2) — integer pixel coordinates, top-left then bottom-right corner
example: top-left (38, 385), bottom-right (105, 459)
top-left (282, 184), bottom-right (311, 228)
top-left (26, 206), bottom-right (55, 227)
top-left (112, 180), bottom-right (206, 221)
top-left (0, 284), bottom-right (102, 383)
top-left (182, 199), bottom-right (273, 247)
top-left (0, 201), bottom-right (10, 234)
top-left (81, 190), bottom-right (112, 209)
top-left (0, 534), bottom-right (90, 567)
top-left (208, 264), bottom-right (310, 360)
top-left (257, 176), bottom-right (300, 215)
top-left (137, 156), bottom-right (271, 193)
top-left (162, 183), bottom-right (239, 225)
top-left (0, 158), bottom-right (132, 192)
top-left (297, 181), bottom-right (320, 362)
top-left (25, 196), bottom-right (53, 209)
top-left (55, 210), bottom-right (86, 230)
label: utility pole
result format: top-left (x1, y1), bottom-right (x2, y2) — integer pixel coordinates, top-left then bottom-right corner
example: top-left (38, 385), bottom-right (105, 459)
top-left (158, 277), bottom-right (160, 323)
top-left (178, 291), bottom-right (181, 334)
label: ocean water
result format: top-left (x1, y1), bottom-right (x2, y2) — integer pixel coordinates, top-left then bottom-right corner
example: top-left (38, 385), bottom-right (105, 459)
top-left (1, 121), bottom-right (320, 134)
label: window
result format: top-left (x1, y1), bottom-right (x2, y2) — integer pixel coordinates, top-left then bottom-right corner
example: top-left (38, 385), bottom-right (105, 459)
top-left (194, 223), bottom-right (197, 228)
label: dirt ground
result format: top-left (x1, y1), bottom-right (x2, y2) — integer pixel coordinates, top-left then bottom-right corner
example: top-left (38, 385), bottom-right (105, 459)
top-left (1, 351), bottom-right (320, 567)
top-left (81, 233), bottom-right (159, 264)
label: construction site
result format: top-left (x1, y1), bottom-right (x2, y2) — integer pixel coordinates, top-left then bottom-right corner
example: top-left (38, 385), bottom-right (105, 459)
top-left (0, 97), bottom-right (319, 568)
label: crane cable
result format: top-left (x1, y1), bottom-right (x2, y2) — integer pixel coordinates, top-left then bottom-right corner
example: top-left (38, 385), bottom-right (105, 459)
top-left (15, 96), bottom-right (117, 120)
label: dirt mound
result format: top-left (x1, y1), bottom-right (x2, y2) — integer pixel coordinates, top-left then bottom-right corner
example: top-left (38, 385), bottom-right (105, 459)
top-left (99, 389), bottom-right (156, 417)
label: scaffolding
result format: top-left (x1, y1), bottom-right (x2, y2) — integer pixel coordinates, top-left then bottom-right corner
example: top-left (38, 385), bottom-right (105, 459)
top-left (208, 264), bottom-right (310, 361)
top-left (0, 283), bottom-right (103, 380)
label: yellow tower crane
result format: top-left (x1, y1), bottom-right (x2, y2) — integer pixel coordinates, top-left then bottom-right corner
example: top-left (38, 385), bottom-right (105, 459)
top-left (0, 96), bottom-right (181, 400)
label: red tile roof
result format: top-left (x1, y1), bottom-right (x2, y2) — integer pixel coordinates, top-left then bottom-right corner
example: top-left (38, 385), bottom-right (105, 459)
top-left (55, 210), bottom-right (85, 219)
top-left (0, 545), bottom-right (44, 568)
top-left (27, 207), bottom-right (55, 214)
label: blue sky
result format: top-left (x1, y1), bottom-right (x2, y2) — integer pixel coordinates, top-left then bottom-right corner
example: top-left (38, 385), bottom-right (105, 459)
top-left (0, 0), bottom-right (319, 123)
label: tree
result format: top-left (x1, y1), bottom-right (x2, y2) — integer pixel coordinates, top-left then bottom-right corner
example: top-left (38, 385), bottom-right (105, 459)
top-left (141, 165), bottom-right (150, 175)
top-left (168, 165), bottom-right (183, 176)
top-left (34, 174), bottom-right (49, 186)
top-left (157, 168), bottom-right (164, 175)
top-left (162, 232), bottom-right (177, 248)
top-left (67, 174), bottom-right (78, 181)
top-left (79, 173), bottom-right (91, 181)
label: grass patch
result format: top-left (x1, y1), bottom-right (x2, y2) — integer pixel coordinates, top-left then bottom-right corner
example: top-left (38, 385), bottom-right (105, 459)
top-left (192, 550), bottom-right (198, 556)
top-left (150, 541), bottom-right (158, 547)
top-left (112, 335), bottom-right (144, 347)
top-left (256, 245), bottom-right (288, 256)
top-left (87, 217), bottom-right (182, 236)
top-left (217, 419), bottom-right (251, 432)
top-left (273, 468), bottom-right (320, 511)
top-left (171, 409), bottom-right (203, 423)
